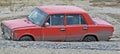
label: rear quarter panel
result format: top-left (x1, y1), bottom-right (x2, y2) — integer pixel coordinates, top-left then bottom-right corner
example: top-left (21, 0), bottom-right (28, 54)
top-left (86, 25), bottom-right (114, 41)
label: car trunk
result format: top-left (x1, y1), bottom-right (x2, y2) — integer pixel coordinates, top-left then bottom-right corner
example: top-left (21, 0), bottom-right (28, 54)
top-left (92, 18), bottom-right (112, 26)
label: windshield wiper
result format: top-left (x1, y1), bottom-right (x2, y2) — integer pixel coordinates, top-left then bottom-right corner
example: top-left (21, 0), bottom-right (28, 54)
top-left (27, 16), bottom-right (30, 21)
top-left (27, 17), bottom-right (35, 24)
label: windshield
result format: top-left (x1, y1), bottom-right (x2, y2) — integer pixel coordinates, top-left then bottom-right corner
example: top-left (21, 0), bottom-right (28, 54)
top-left (28, 8), bottom-right (48, 25)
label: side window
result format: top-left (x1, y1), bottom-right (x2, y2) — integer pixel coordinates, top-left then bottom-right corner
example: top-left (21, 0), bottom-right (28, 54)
top-left (66, 14), bottom-right (86, 25)
top-left (66, 14), bottom-right (79, 25)
top-left (47, 14), bottom-right (64, 26)
top-left (81, 16), bottom-right (86, 24)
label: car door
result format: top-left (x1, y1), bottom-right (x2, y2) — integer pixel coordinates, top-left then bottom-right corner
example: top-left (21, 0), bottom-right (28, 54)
top-left (65, 14), bottom-right (87, 41)
top-left (42, 14), bottom-right (66, 41)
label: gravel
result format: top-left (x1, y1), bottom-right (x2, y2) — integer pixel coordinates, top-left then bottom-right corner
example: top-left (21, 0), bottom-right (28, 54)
top-left (1, 48), bottom-right (120, 54)
top-left (0, 40), bottom-right (119, 51)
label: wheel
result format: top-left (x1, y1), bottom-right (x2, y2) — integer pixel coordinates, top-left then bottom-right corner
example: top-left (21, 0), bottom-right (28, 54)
top-left (82, 36), bottom-right (97, 42)
top-left (19, 36), bottom-right (33, 41)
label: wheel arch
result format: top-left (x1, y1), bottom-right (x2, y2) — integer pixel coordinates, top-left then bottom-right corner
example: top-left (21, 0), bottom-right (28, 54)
top-left (19, 34), bottom-right (35, 41)
top-left (82, 34), bottom-right (99, 41)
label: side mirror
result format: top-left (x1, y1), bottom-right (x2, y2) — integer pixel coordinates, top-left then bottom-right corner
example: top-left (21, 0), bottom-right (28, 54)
top-left (44, 22), bottom-right (50, 26)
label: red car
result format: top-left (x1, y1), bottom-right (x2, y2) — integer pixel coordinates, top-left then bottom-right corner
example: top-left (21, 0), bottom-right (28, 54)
top-left (1, 6), bottom-right (114, 41)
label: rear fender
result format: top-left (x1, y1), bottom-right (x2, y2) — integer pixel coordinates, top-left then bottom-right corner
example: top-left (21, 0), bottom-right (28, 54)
top-left (81, 33), bottom-right (98, 41)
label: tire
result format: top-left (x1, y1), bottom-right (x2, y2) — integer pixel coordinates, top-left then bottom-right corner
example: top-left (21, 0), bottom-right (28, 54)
top-left (82, 36), bottom-right (97, 42)
top-left (19, 36), bottom-right (33, 41)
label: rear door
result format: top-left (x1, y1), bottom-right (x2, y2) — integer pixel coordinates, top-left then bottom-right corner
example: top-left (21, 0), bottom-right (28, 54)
top-left (65, 14), bottom-right (87, 41)
top-left (42, 14), bottom-right (66, 41)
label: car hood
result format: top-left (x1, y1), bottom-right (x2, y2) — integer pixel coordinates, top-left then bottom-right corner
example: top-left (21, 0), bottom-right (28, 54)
top-left (2, 18), bottom-right (37, 29)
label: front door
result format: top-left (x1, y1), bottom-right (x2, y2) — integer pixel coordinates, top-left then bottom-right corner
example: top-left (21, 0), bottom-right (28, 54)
top-left (65, 14), bottom-right (87, 41)
top-left (42, 14), bottom-right (66, 41)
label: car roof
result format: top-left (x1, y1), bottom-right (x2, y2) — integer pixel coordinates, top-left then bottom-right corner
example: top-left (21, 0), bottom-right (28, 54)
top-left (37, 6), bottom-right (87, 14)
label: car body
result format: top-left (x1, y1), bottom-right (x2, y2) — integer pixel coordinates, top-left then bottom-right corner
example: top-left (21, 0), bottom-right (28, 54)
top-left (1, 6), bottom-right (114, 41)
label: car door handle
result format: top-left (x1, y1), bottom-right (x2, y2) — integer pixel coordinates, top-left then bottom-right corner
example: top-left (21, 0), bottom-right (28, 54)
top-left (83, 26), bottom-right (88, 30)
top-left (60, 28), bottom-right (66, 31)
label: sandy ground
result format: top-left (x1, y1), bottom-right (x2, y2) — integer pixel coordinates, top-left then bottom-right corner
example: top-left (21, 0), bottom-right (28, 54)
top-left (0, 0), bottom-right (120, 54)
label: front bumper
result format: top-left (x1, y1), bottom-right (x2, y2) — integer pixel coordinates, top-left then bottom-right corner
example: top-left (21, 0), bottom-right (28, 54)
top-left (2, 32), bottom-right (12, 40)
top-left (1, 23), bottom-right (13, 40)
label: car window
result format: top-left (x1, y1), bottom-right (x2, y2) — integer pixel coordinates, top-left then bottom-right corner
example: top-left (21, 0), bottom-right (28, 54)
top-left (81, 16), bottom-right (86, 24)
top-left (28, 8), bottom-right (48, 26)
top-left (47, 14), bottom-right (64, 26)
top-left (66, 14), bottom-right (86, 25)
